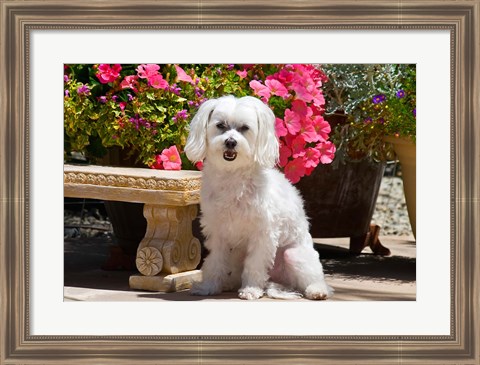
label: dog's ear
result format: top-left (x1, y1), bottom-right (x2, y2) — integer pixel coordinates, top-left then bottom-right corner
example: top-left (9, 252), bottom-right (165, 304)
top-left (185, 98), bottom-right (218, 163)
top-left (243, 96), bottom-right (279, 168)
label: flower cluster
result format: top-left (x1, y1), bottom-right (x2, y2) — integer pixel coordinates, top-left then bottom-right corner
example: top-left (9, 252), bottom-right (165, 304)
top-left (321, 64), bottom-right (416, 164)
top-left (64, 64), bottom-right (335, 182)
top-left (247, 65), bottom-right (335, 183)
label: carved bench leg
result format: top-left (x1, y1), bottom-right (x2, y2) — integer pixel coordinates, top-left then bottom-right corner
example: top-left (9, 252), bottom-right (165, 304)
top-left (129, 204), bottom-right (202, 292)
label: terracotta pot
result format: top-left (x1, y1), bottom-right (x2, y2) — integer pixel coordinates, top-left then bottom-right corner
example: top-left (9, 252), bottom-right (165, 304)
top-left (296, 159), bottom-right (386, 239)
top-left (385, 136), bottom-right (416, 237)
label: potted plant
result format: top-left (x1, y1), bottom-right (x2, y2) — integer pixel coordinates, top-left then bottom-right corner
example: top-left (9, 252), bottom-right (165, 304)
top-left (340, 64), bottom-right (416, 237)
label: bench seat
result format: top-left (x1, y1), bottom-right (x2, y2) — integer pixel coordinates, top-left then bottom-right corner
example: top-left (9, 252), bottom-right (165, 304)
top-left (64, 164), bottom-right (203, 292)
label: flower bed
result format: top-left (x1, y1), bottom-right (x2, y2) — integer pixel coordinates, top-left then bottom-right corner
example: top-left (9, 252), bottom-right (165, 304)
top-left (64, 64), bottom-right (335, 183)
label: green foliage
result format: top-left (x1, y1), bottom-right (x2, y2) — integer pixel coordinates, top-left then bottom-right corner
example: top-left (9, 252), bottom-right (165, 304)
top-left (321, 64), bottom-right (416, 163)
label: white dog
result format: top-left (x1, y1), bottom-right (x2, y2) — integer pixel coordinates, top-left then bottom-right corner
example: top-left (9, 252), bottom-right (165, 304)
top-left (185, 95), bottom-right (333, 300)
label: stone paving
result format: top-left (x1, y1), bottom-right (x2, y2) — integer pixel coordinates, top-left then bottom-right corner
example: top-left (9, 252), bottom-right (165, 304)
top-left (64, 234), bottom-right (416, 302)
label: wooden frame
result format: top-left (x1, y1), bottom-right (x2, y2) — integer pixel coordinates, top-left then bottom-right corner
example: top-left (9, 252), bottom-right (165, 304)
top-left (1, 0), bottom-right (478, 363)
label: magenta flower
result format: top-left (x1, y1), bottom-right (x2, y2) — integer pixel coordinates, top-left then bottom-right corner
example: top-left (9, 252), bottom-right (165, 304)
top-left (312, 116), bottom-right (331, 143)
top-left (160, 146), bottom-right (182, 170)
top-left (236, 69), bottom-right (248, 79)
top-left (76, 84), bottom-right (90, 95)
top-left (396, 90), bottom-right (406, 98)
top-left (96, 64), bottom-right (122, 84)
top-left (174, 65), bottom-right (194, 84)
top-left (291, 136), bottom-right (307, 158)
top-left (149, 74), bottom-right (169, 89)
top-left (265, 79), bottom-right (289, 99)
top-left (291, 100), bottom-right (313, 118)
top-left (303, 147), bottom-right (321, 169)
top-left (284, 158), bottom-right (306, 184)
top-left (283, 109), bottom-right (301, 134)
top-left (279, 142), bottom-right (292, 168)
top-left (275, 118), bottom-right (288, 137)
top-left (120, 75), bottom-right (139, 92)
top-left (150, 154), bottom-right (164, 170)
top-left (249, 80), bottom-right (270, 102)
top-left (299, 119), bottom-right (318, 143)
top-left (136, 64), bottom-right (160, 79)
top-left (317, 141), bottom-right (336, 164)
top-left (172, 109), bottom-right (188, 122)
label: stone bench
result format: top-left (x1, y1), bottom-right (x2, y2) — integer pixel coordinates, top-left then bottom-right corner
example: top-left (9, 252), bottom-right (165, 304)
top-left (64, 164), bottom-right (202, 292)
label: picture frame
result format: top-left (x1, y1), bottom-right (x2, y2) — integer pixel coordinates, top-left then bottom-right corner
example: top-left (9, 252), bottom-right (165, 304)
top-left (1, 0), bottom-right (478, 363)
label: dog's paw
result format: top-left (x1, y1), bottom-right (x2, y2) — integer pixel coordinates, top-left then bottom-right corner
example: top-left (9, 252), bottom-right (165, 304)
top-left (190, 281), bottom-right (222, 296)
top-left (238, 286), bottom-right (264, 300)
top-left (305, 282), bottom-right (334, 300)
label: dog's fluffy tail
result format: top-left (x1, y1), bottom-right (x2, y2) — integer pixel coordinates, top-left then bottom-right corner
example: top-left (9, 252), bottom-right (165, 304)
top-left (265, 282), bottom-right (303, 300)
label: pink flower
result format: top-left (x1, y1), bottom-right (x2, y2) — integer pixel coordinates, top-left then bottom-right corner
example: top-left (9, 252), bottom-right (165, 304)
top-left (291, 99), bottom-right (313, 118)
top-left (299, 119), bottom-right (319, 143)
top-left (312, 89), bottom-right (325, 106)
top-left (303, 147), bottom-right (321, 169)
top-left (276, 68), bottom-right (295, 84)
top-left (312, 115), bottom-right (331, 142)
top-left (119, 101), bottom-right (127, 111)
top-left (195, 161), bottom-right (204, 171)
top-left (284, 158), bottom-right (306, 184)
top-left (279, 142), bottom-right (292, 168)
top-left (120, 75), bottom-right (139, 91)
top-left (236, 69), bottom-right (248, 79)
top-left (265, 79), bottom-right (289, 98)
top-left (290, 135), bottom-right (306, 158)
top-left (150, 154), bottom-right (164, 170)
top-left (136, 64), bottom-right (160, 79)
top-left (249, 80), bottom-right (270, 102)
top-left (174, 65), bottom-right (194, 84)
top-left (149, 74), bottom-right (169, 89)
top-left (292, 82), bottom-right (314, 103)
top-left (316, 141), bottom-right (336, 164)
top-left (283, 109), bottom-right (301, 134)
top-left (96, 64), bottom-right (122, 84)
top-left (160, 146), bottom-right (182, 170)
top-left (275, 118), bottom-right (288, 137)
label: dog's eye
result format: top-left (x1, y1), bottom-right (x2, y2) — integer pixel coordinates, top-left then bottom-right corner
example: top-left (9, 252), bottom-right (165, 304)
top-left (238, 125), bottom-right (249, 133)
top-left (216, 122), bottom-right (227, 130)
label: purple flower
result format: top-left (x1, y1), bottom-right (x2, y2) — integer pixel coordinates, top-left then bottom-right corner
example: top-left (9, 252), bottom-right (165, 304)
top-left (76, 84), bottom-right (90, 95)
top-left (128, 94), bottom-right (133, 101)
top-left (378, 118), bottom-right (385, 124)
top-left (99, 96), bottom-right (107, 104)
top-left (169, 84), bottom-right (181, 96)
top-left (64, 90), bottom-right (69, 97)
top-left (396, 90), bottom-right (406, 98)
top-left (413, 108), bottom-right (416, 117)
top-left (64, 75), bottom-right (69, 82)
top-left (112, 95), bottom-right (118, 102)
top-left (172, 109), bottom-right (189, 122)
top-left (364, 117), bottom-right (373, 124)
top-left (372, 94), bottom-right (386, 104)
top-left (194, 87), bottom-right (204, 97)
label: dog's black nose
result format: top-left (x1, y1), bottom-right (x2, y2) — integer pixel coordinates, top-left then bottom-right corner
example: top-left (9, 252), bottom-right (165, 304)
top-left (225, 138), bottom-right (237, 149)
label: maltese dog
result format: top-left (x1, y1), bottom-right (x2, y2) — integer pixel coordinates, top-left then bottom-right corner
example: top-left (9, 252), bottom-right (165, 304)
top-left (185, 95), bottom-right (333, 300)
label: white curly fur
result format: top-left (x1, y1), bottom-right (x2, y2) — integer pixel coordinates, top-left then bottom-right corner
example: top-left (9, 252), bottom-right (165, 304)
top-left (185, 95), bottom-right (333, 300)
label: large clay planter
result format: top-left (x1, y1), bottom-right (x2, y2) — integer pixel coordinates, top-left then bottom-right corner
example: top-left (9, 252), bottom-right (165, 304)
top-left (385, 136), bottom-right (416, 237)
top-left (296, 159), bottom-right (386, 239)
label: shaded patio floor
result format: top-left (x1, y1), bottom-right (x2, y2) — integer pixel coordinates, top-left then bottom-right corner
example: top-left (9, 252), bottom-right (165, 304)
top-left (64, 235), bottom-right (416, 302)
